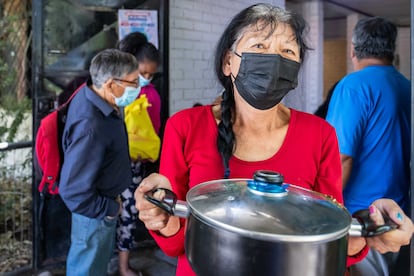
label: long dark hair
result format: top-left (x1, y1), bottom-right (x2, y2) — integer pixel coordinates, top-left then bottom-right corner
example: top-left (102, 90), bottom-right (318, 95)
top-left (214, 3), bottom-right (310, 178)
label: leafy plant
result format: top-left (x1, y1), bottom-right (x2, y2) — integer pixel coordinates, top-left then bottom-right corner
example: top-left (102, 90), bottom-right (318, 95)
top-left (0, 3), bottom-right (33, 273)
top-left (0, 14), bottom-right (19, 99)
top-left (0, 95), bottom-right (30, 139)
top-left (0, 95), bottom-right (31, 142)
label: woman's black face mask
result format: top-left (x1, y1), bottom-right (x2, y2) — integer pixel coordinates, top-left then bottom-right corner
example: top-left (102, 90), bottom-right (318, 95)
top-left (232, 52), bottom-right (300, 110)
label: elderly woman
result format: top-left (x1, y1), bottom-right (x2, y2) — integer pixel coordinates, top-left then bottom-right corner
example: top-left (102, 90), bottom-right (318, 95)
top-left (133, 4), bottom-right (413, 276)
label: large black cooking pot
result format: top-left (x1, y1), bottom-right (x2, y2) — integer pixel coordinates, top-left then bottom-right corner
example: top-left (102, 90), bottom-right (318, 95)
top-left (145, 170), bottom-right (396, 276)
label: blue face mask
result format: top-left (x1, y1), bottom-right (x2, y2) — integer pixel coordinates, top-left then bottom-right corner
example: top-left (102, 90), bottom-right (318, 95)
top-left (139, 75), bottom-right (152, 87)
top-left (113, 86), bottom-right (141, 107)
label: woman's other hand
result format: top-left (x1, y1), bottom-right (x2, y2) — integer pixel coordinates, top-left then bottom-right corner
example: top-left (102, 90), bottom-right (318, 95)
top-left (366, 198), bottom-right (413, 253)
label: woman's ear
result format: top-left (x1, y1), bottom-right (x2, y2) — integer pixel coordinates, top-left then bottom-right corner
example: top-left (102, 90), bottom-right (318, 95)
top-left (222, 51), bottom-right (232, 76)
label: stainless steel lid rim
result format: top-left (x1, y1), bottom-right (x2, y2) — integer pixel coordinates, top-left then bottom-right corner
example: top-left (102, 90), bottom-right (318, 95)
top-left (189, 208), bottom-right (350, 243)
top-left (186, 177), bottom-right (353, 242)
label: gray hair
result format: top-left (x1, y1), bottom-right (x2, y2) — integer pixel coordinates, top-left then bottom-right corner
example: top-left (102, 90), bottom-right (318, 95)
top-left (352, 17), bottom-right (397, 62)
top-left (231, 5), bottom-right (294, 51)
top-left (89, 49), bottom-right (138, 88)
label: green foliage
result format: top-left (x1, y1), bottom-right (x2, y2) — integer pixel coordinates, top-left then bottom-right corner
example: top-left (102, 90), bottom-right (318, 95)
top-left (0, 175), bottom-right (32, 273)
top-left (0, 95), bottom-right (31, 143)
top-left (0, 14), bottom-right (19, 98)
top-left (0, 5), bottom-right (32, 273)
top-left (0, 99), bottom-right (32, 273)
top-left (0, 10), bottom-right (32, 143)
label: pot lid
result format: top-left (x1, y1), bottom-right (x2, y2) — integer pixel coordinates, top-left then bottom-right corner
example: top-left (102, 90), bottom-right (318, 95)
top-left (186, 170), bottom-right (352, 242)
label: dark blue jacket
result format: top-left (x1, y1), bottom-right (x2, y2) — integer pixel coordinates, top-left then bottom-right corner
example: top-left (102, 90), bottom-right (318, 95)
top-left (59, 83), bottom-right (131, 219)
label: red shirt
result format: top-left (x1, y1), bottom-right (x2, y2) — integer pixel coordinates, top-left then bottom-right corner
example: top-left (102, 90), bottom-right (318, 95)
top-left (152, 105), bottom-right (367, 275)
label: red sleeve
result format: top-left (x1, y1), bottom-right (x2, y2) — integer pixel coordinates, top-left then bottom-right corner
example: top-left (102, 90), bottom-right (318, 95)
top-left (311, 116), bottom-right (369, 266)
top-left (150, 112), bottom-right (191, 256)
top-left (160, 113), bottom-right (191, 201)
top-left (347, 245), bottom-right (369, 267)
top-left (314, 125), bottom-right (344, 204)
top-left (149, 219), bottom-right (186, 257)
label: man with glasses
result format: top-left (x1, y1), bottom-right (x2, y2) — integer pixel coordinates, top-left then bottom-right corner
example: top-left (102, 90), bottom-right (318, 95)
top-left (59, 49), bottom-right (140, 276)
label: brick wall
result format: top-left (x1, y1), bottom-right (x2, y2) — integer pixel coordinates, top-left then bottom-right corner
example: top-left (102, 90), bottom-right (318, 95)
top-left (396, 27), bottom-right (410, 79)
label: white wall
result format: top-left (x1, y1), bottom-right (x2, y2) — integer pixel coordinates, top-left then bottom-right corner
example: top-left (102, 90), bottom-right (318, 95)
top-left (396, 27), bottom-right (410, 79)
top-left (169, 0), bottom-right (285, 115)
top-left (284, 1), bottom-right (324, 113)
top-left (346, 13), bottom-right (363, 73)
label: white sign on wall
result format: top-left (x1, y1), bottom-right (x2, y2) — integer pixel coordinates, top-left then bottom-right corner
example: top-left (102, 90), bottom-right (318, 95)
top-left (118, 9), bottom-right (159, 49)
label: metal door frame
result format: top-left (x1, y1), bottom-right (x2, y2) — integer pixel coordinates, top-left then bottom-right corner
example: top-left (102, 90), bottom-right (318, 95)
top-left (31, 0), bottom-right (169, 271)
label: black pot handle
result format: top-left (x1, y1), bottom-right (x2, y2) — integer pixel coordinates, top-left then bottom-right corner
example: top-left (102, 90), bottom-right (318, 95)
top-left (352, 209), bottom-right (398, 237)
top-left (144, 188), bottom-right (177, 215)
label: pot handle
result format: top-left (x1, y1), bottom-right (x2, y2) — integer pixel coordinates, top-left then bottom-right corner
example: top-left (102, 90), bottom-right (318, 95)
top-left (144, 188), bottom-right (189, 218)
top-left (349, 209), bottom-right (398, 237)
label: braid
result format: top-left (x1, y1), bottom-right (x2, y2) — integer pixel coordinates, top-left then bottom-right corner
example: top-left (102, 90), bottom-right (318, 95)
top-left (217, 78), bottom-right (235, 178)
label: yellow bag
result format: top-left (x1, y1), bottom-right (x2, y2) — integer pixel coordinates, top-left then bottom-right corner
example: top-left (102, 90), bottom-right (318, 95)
top-left (124, 94), bottom-right (160, 161)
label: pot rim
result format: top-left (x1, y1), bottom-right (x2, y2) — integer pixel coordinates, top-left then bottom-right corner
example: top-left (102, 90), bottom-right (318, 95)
top-left (186, 178), bottom-right (353, 243)
top-left (189, 206), bottom-right (351, 243)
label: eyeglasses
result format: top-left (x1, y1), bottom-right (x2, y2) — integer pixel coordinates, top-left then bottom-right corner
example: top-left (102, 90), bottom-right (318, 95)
top-left (113, 78), bottom-right (139, 88)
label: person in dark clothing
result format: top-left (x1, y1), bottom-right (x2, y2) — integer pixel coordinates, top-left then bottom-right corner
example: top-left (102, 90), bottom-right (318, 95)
top-left (59, 49), bottom-right (139, 276)
top-left (314, 81), bottom-right (339, 119)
